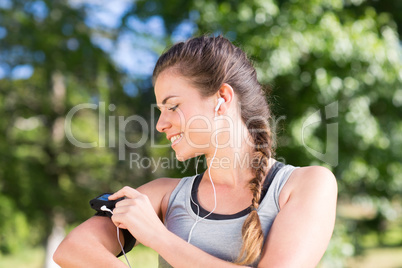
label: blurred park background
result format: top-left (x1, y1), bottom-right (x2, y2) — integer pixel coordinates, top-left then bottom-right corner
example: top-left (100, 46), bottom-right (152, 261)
top-left (1, 0), bottom-right (402, 267)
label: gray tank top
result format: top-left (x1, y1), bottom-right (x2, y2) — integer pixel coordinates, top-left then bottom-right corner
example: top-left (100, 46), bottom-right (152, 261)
top-left (158, 163), bottom-right (298, 267)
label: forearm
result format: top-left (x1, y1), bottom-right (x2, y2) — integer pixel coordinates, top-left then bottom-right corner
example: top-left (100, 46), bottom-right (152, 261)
top-left (53, 216), bottom-right (126, 268)
top-left (151, 229), bottom-right (250, 268)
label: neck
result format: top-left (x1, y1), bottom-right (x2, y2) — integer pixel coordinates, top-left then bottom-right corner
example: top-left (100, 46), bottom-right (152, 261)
top-left (203, 142), bottom-right (254, 188)
top-left (202, 113), bottom-right (274, 188)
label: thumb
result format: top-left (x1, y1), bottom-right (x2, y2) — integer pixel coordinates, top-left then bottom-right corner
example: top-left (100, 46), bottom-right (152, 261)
top-left (109, 186), bottom-right (141, 200)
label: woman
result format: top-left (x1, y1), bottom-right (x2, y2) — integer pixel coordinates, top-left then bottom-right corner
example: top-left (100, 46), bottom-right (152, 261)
top-left (54, 35), bottom-right (337, 267)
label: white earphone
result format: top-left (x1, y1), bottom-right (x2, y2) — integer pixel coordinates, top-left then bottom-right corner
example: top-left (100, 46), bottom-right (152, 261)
top-left (215, 97), bottom-right (225, 112)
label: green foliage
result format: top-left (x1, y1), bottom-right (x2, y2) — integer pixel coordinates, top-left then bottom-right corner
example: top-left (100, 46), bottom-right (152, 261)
top-left (0, 195), bottom-right (30, 254)
top-left (0, 0), bottom-right (127, 252)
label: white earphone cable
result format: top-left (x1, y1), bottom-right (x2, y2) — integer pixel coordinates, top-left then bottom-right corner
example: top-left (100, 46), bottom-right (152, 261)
top-left (187, 110), bottom-right (219, 243)
top-left (101, 206), bottom-right (132, 268)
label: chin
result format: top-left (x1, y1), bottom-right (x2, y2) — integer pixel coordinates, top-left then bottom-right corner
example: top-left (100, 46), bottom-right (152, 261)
top-left (175, 154), bottom-right (187, 162)
top-left (173, 149), bottom-right (201, 162)
top-left (174, 152), bottom-right (192, 162)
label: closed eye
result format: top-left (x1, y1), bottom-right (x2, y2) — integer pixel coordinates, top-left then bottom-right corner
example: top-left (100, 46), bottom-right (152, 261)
top-left (168, 105), bottom-right (179, 111)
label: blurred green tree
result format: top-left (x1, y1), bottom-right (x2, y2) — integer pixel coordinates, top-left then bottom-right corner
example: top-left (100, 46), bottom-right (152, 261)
top-left (0, 0), bottom-right (126, 253)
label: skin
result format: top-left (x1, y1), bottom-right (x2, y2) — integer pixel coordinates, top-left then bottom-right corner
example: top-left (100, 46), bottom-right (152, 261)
top-left (53, 71), bottom-right (337, 268)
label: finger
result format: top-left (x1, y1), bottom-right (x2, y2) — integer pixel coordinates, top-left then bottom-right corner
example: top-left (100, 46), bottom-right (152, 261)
top-left (113, 198), bottom-right (134, 208)
top-left (108, 186), bottom-right (141, 200)
top-left (111, 214), bottom-right (128, 229)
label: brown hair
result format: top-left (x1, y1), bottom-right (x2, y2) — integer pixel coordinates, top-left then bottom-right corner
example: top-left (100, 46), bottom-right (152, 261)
top-left (153, 35), bottom-right (273, 265)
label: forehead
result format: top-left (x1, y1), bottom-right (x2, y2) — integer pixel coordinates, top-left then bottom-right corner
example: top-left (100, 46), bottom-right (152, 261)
top-left (154, 71), bottom-right (202, 102)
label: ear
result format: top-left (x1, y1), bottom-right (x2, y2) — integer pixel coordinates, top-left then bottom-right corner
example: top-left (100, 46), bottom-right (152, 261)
top-left (215, 83), bottom-right (234, 115)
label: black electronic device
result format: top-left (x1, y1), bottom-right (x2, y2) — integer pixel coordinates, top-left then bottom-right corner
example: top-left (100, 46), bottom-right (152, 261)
top-left (89, 193), bottom-right (124, 216)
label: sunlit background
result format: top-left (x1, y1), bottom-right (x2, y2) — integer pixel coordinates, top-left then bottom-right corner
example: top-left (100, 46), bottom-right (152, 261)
top-left (1, 0), bottom-right (402, 267)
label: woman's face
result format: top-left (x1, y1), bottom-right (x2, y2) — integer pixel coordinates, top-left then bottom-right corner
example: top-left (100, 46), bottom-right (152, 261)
top-left (154, 71), bottom-right (216, 161)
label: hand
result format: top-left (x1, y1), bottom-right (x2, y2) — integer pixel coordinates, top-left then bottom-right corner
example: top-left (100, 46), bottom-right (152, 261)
top-left (108, 186), bottom-right (166, 248)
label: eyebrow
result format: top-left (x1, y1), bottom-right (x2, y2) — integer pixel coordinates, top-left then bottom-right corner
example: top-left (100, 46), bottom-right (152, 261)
top-left (162, 95), bottom-right (178, 105)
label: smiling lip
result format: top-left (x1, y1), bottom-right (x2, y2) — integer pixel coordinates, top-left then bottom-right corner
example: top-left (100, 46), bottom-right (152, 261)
top-left (168, 132), bottom-right (183, 147)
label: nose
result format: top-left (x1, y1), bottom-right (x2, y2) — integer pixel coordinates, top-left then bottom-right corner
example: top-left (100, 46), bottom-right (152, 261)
top-left (156, 110), bottom-right (171, 133)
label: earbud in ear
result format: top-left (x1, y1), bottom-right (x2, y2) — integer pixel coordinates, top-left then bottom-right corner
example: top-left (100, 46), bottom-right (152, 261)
top-left (215, 97), bottom-right (225, 112)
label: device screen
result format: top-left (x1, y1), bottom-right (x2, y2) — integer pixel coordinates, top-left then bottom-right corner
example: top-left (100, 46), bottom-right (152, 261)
top-left (98, 193), bottom-right (111, 201)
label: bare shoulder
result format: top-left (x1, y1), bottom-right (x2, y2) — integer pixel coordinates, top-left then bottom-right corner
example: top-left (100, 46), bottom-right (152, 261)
top-left (136, 178), bottom-right (181, 220)
top-left (279, 166), bottom-right (338, 208)
top-left (301, 165), bottom-right (337, 188)
top-left (288, 165), bottom-right (337, 191)
top-left (137, 177), bottom-right (181, 199)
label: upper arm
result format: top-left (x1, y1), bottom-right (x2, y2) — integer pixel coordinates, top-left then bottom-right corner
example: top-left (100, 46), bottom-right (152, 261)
top-left (258, 166), bottom-right (338, 268)
top-left (53, 216), bottom-right (126, 267)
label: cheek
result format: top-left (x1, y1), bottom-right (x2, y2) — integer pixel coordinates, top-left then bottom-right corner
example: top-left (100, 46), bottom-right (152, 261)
top-left (185, 115), bottom-right (213, 147)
